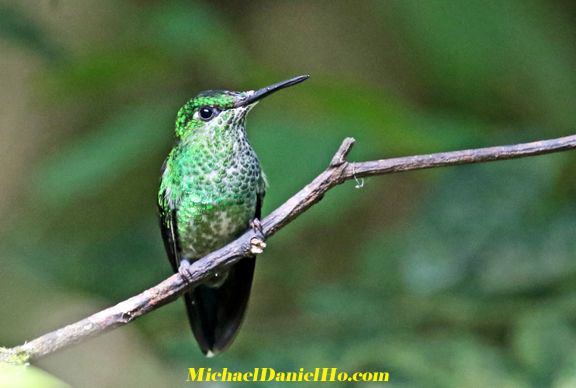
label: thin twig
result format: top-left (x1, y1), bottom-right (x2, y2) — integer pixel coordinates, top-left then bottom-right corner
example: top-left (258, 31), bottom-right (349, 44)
top-left (2, 133), bottom-right (576, 364)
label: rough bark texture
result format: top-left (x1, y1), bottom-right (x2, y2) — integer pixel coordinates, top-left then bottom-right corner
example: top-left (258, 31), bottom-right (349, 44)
top-left (2, 134), bottom-right (576, 364)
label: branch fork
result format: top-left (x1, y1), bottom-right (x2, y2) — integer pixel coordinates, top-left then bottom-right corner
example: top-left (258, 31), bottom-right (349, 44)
top-left (330, 137), bottom-right (356, 167)
top-left (2, 133), bottom-right (576, 364)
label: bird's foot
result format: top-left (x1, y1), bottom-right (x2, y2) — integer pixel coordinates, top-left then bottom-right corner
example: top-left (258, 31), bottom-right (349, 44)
top-left (250, 218), bottom-right (264, 235)
top-left (249, 218), bottom-right (266, 254)
top-left (178, 259), bottom-right (194, 283)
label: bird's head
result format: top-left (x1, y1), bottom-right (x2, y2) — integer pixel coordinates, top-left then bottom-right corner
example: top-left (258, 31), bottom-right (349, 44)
top-left (174, 75), bottom-right (309, 139)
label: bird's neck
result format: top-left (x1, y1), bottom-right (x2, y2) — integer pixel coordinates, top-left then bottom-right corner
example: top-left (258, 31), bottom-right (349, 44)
top-left (182, 124), bottom-right (249, 159)
top-left (164, 125), bottom-right (252, 184)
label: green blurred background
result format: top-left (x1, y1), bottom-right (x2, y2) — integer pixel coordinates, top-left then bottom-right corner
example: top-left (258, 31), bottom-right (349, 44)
top-left (2, 0), bottom-right (576, 387)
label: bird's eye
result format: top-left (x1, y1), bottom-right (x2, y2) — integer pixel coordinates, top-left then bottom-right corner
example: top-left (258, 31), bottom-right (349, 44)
top-left (199, 107), bottom-right (217, 121)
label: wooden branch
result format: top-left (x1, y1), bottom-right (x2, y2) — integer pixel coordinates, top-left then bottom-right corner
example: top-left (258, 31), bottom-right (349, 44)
top-left (2, 133), bottom-right (576, 364)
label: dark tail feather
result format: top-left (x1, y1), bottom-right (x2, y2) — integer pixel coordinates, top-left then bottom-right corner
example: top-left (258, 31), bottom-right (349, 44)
top-left (184, 256), bottom-right (256, 357)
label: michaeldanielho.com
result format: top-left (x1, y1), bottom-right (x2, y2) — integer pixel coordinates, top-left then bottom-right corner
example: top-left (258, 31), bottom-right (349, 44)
top-left (186, 368), bottom-right (389, 383)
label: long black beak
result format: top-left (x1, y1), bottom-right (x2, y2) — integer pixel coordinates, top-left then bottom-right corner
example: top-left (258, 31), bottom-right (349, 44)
top-left (235, 75), bottom-right (309, 107)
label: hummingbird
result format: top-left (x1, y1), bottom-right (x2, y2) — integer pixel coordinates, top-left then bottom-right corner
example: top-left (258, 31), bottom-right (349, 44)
top-left (158, 75), bottom-right (309, 356)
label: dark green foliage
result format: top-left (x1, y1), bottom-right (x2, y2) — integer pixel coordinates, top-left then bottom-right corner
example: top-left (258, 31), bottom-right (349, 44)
top-left (0, 4), bottom-right (62, 61)
top-left (2, 0), bottom-right (576, 386)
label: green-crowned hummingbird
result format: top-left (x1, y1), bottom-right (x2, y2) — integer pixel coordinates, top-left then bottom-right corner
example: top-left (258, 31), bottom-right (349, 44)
top-left (158, 75), bottom-right (309, 356)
